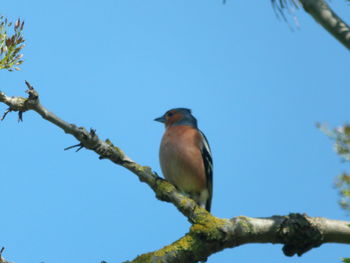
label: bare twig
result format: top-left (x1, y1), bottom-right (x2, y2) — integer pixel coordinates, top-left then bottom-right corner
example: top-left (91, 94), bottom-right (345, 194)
top-left (0, 108), bottom-right (11, 121)
top-left (0, 247), bottom-right (12, 263)
top-left (64, 143), bottom-right (84, 152)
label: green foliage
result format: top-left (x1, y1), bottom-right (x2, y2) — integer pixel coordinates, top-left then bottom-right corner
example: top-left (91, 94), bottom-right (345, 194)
top-left (333, 125), bottom-right (350, 161)
top-left (336, 173), bottom-right (350, 211)
top-left (342, 258), bottom-right (350, 263)
top-left (0, 15), bottom-right (25, 71)
top-left (319, 124), bottom-right (350, 212)
top-left (319, 124), bottom-right (350, 161)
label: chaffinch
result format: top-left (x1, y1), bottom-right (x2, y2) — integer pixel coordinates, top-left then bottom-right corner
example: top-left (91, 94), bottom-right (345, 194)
top-left (155, 108), bottom-right (213, 212)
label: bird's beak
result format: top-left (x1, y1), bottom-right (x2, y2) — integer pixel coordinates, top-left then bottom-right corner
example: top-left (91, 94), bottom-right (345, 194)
top-left (154, 115), bottom-right (166, 123)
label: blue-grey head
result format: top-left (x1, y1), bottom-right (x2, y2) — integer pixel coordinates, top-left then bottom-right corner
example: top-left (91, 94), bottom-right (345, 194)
top-left (154, 108), bottom-right (198, 128)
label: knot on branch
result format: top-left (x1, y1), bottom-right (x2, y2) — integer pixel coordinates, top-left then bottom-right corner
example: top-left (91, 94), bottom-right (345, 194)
top-left (278, 213), bottom-right (323, 257)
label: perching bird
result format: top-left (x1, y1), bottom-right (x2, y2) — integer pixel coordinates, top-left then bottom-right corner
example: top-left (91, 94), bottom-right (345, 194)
top-left (155, 108), bottom-right (213, 212)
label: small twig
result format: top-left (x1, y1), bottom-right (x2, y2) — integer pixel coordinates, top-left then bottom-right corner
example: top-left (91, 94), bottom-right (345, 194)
top-left (64, 130), bottom-right (96, 152)
top-left (18, 111), bottom-right (23, 122)
top-left (25, 80), bottom-right (33, 90)
top-left (0, 247), bottom-right (10, 263)
top-left (64, 143), bottom-right (84, 152)
top-left (0, 108), bottom-right (11, 121)
top-left (25, 80), bottom-right (38, 100)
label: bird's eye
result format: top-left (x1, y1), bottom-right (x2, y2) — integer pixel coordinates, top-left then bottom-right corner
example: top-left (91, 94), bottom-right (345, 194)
top-left (167, 112), bottom-right (174, 117)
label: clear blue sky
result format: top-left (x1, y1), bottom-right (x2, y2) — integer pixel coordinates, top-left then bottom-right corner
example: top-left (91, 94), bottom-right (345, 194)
top-left (1, 1), bottom-right (350, 262)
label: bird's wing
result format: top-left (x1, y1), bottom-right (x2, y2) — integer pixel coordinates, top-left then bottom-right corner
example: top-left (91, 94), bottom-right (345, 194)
top-left (199, 130), bottom-right (213, 212)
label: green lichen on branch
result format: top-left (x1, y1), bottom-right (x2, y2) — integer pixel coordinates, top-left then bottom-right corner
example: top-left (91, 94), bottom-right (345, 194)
top-left (234, 216), bottom-right (255, 234)
top-left (103, 138), bottom-right (131, 162)
top-left (128, 215), bottom-right (230, 263)
top-left (0, 92), bottom-right (27, 112)
top-left (154, 177), bottom-right (176, 201)
top-left (0, 16), bottom-right (25, 71)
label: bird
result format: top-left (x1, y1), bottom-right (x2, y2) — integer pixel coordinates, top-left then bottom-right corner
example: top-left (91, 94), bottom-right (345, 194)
top-left (154, 108), bottom-right (213, 212)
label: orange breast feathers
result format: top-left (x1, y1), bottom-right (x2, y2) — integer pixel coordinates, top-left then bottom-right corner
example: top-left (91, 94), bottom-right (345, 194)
top-left (159, 125), bottom-right (207, 193)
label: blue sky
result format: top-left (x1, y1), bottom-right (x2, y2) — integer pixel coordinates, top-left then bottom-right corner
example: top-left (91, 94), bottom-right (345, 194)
top-left (1, 1), bottom-right (350, 262)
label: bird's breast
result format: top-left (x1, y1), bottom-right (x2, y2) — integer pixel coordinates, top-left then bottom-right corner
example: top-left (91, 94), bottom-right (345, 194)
top-left (159, 127), bottom-right (206, 193)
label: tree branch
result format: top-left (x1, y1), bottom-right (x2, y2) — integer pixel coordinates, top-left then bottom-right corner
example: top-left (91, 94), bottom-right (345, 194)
top-left (300, 0), bottom-right (350, 50)
top-left (0, 82), bottom-right (207, 223)
top-left (126, 214), bottom-right (350, 262)
top-left (1, 83), bottom-right (350, 262)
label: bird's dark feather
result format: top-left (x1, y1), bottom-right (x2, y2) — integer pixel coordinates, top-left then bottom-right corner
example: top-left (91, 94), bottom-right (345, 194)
top-left (199, 130), bottom-right (213, 212)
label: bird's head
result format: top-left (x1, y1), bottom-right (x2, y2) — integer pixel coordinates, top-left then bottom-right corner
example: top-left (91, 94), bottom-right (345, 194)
top-left (154, 108), bottom-right (198, 128)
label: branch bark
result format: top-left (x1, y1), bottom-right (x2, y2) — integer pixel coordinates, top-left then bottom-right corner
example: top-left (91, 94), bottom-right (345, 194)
top-left (126, 214), bottom-right (350, 262)
top-left (1, 83), bottom-right (350, 262)
top-left (300, 0), bottom-right (350, 50)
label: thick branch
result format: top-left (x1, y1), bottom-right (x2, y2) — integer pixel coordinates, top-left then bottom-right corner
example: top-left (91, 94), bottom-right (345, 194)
top-left (300, 0), bottom-right (350, 50)
top-left (127, 214), bottom-right (350, 262)
top-left (1, 84), bottom-right (350, 262)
